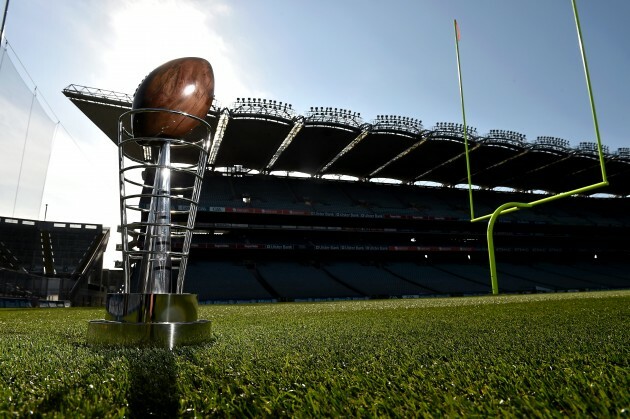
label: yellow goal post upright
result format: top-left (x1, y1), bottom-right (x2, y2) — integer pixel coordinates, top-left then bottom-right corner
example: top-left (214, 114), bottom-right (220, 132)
top-left (454, 0), bottom-right (609, 295)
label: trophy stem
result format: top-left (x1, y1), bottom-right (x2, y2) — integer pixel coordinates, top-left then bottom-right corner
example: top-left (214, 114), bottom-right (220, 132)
top-left (140, 142), bottom-right (172, 294)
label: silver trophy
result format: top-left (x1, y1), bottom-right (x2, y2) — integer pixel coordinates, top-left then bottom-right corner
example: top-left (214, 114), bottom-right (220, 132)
top-left (88, 57), bottom-right (215, 348)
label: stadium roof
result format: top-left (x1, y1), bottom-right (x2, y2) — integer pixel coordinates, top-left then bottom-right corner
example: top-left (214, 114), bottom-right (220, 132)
top-left (63, 84), bottom-right (630, 196)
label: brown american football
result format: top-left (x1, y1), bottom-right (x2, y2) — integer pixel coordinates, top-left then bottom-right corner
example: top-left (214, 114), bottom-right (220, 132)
top-left (132, 57), bottom-right (215, 139)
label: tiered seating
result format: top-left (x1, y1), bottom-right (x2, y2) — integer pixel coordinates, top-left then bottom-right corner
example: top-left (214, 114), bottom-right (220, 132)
top-left (438, 263), bottom-right (540, 293)
top-left (231, 175), bottom-right (301, 209)
top-left (573, 263), bottom-right (630, 287)
top-left (342, 182), bottom-right (408, 209)
top-left (0, 242), bottom-right (22, 271)
top-left (386, 263), bottom-right (490, 295)
top-left (470, 190), bottom-right (557, 223)
top-left (286, 178), bottom-right (356, 211)
top-left (323, 262), bottom-right (428, 297)
top-left (0, 269), bottom-right (47, 298)
top-left (199, 174), bottom-right (238, 208)
top-left (575, 262), bottom-right (630, 281)
top-left (196, 174), bottom-right (625, 227)
top-left (498, 263), bottom-right (603, 291)
top-left (185, 173), bottom-right (629, 302)
top-left (399, 188), bottom-right (468, 219)
top-left (534, 263), bottom-right (622, 289)
top-left (184, 261), bottom-right (273, 302)
top-left (0, 219), bottom-right (41, 271)
top-left (257, 262), bottom-right (361, 300)
top-left (49, 225), bottom-right (100, 274)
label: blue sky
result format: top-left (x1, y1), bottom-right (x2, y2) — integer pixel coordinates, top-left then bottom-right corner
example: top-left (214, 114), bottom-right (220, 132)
top-left (6, 0), bottom-right (630, 148)
top-left (2, 0), bottom-right (629, 265)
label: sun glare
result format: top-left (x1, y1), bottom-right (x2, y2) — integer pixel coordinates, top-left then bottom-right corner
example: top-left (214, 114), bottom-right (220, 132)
top-left (98, 0), bottom-right (252, 102)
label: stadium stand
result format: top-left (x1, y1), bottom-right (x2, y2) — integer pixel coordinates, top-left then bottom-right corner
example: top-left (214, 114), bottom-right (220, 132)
top-left (385, 262), bottom-right (491, 295)
top-left (0, 217), bottom-right (110, 306)
top-left (322, 262), bottom-right (428, 298)
top-left (257, 262), bottom-right (362, 301)
top-left (498, 263), bottom-right (604, 291)
top-left (185, 261), bottom-right (275, 302)
top-left (55, 87), bottom-right (630, 304)
top-left (182, 171), bottom-right (629, 302)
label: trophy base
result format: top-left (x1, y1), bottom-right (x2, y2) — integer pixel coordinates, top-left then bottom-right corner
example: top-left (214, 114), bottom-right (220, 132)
top-left (87, 293), bottom-right (212, 349)
top-left (87, 319), bottom-right (212, 349)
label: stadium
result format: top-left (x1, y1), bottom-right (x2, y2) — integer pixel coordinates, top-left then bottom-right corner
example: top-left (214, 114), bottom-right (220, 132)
top-left (2, 84), bottom-right (629, 415)
top-left (1, 82), bottom-right (629, 305)
top-left (1, 1), bottom-right (629, 415)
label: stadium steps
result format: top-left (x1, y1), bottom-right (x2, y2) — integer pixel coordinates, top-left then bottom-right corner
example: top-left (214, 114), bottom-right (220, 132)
top-left (574, 263), bottom-right (630, 283)
top-left (498, 263), bottom-right (597, 291)
top-left (248, 265), bottom-right (282, 300)
top-left (432, 264), bottom-right (493, 294)
top-left (185, 261), bottom-right (274, 302)
top-left (557, 263), bottom-right (630, 289)
top-left (381, 264), bottom-right (438, 294)
top-left (440, 263), bottom-right (540, 293)
top-left (533, 263), bottom-right (615, 290)
top-left (385, 263), bottom-right (479, 295)
top-left (40, 232), bottom-right (55, 276)
top-left (321, 262), bottom-right (428, 298)
top-left (382, 263), bottom-right (440, 294)
top-left (256, 262), bottom-right (362, 300)
top-left (68, 229), bottom-right (110, 304)
top-left (0, 242), bottom-right (24, 271)
top-left (318, 266), bottom-right (366, 298)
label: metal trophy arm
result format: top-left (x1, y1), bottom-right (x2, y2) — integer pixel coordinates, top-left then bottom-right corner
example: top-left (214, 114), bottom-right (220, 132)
top-left (88, 108), bottom-right (213, 348)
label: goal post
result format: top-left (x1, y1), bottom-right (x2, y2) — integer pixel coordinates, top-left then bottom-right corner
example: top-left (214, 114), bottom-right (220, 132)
top-left (454, 0), bottom-right (609, 294)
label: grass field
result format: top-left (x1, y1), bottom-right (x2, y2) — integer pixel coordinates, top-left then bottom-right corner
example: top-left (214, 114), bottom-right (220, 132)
top-left (1, 290), bottom-right (628, 417)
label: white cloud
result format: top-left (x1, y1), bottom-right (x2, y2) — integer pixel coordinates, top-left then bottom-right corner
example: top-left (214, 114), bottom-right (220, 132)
top-left (96, 0), bottom-right (259, 104)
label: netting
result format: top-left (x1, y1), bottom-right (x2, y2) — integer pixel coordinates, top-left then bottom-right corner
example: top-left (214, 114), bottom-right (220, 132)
top-left (0, 0), bottom-right (7, 39)
top-left (0, 45), bottom-right (56, 219)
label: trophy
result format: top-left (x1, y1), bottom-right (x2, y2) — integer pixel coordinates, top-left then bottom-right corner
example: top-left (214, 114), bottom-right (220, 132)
top-left (88, 57), bottom-right (215, 348)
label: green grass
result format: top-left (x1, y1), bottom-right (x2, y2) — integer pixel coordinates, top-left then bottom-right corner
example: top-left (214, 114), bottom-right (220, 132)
top-left (1, 291), bottom-right (629, 417)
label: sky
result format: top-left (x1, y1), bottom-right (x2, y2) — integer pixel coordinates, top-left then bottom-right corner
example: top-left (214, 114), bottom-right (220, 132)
top-left (2, 0), bottom-right (629, 267)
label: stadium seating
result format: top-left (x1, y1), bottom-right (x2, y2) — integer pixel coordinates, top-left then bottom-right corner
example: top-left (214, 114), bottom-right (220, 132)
top-left (176, 172), bottom-right (630, 302)
top-left (385, 262), bottom-right (490, 295)
top-left (0, 217), bottom-right (107, 304)
top-left (497, 263), bottom-right (604, 291)
top-left (0, 218), bottom-right (41, 272)
top-left (534, 263), bottom-right (626, 289)
top-left (322, 262), bottom-right (430, 297)
top-left (573, 263), bottom-right (630, 287)
top-left (49, 224), bottom-right (101, 275)
top-left (256, 262), bottom-right (362, 300)
top-left (184, 261), bottom-right (274, 302)
top-left (5, 169), bottom-right (629, 304)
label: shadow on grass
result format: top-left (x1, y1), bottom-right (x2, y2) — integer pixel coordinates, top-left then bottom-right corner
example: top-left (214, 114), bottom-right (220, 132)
top-left (127, 348), bottom-right (179, 418)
